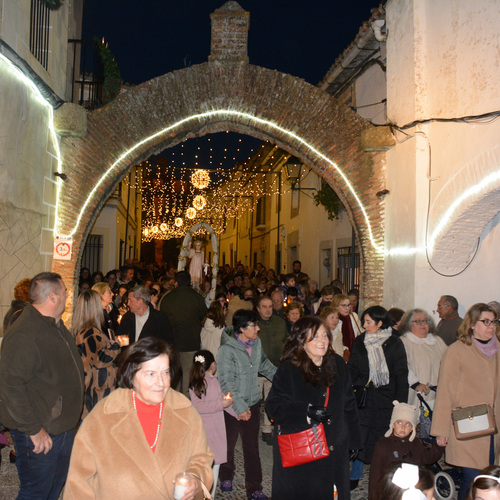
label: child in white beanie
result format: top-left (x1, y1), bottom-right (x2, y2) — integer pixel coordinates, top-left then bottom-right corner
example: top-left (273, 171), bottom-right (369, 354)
top-left (368, 400), bottom-right (444, 499)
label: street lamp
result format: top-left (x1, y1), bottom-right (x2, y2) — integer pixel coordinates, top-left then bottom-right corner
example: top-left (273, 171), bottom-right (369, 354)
top-left (284, 156), bottom-right (316, 191)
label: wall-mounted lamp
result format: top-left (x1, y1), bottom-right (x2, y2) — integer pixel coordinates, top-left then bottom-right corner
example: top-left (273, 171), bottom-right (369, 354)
top-left (54, 172), bottom-right (68, 181)
top-left (284, 156), bottom-right (316, 191)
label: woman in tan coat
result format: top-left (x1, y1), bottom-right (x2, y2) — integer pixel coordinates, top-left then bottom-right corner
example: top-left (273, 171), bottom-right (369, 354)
top-left (431, 303), bottom-right (500, 500)
top-left (63, 338), bottom-right (213, 500)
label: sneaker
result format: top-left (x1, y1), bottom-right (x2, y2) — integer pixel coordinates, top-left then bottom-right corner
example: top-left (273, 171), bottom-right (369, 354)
top-left (220, 480), bottom-right (233, 492)
top-left (249, 491), bottom-right (268, 500)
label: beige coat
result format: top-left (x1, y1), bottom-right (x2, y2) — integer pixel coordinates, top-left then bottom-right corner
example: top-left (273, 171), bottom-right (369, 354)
top-left (430, 340), bottom-right (500, 469)
top-left (63, 388), bottom-right (214, 500)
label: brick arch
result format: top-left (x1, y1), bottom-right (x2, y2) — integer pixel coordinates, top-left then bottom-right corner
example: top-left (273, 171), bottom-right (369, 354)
top-left (428, 145), bottom-right (500, 273)
top-left (54, 62), bottom-right (386, 308)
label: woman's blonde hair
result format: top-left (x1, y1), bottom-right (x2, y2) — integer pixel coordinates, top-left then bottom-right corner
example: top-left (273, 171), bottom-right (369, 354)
top-left (458, 302), bottom-right (500, 345)
top-left (71, 290), bottom-right (104, 336)
top-left (331, 294), bottom-right (349, 311)
top-left (92, 281), bottom-right (111, 298)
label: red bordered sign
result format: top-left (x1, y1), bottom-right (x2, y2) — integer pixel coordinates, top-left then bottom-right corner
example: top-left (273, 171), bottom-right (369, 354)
top-left (54, 237), bottom-right (72, 261)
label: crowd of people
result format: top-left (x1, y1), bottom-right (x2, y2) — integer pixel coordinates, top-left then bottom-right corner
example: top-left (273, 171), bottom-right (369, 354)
top-left (0, 257), bottom-right (499, 500)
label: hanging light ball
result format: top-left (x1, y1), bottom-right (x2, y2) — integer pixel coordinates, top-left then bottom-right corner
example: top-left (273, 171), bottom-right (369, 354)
top-left (193, 195), bottom-right (207, 210)
top-left (143, 228), bottom-right (149, 236)
top-left (160, 223), bottom-right (168, 232)
top-left (186, 207), bottom-right (197, 219)
top-left (175, 217), bottom-right (183, 227)
top-left (152, 225), bottom-right (159, 233)
top-left (191, 169), bottom-right (210, 189)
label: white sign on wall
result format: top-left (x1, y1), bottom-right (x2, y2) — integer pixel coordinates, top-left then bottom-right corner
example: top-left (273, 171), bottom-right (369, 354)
top-left (54, 236), bottom-right (72, 261)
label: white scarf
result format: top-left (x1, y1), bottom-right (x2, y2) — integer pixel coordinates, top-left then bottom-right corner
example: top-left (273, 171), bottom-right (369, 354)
top-left (364, 328), bottom-right (392, 388)
top-left (404, 331), bottom-right (437, 346)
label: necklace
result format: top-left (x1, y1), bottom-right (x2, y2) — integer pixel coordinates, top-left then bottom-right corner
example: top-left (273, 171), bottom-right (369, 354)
top-left (132, 390), bottom-right (164, 449)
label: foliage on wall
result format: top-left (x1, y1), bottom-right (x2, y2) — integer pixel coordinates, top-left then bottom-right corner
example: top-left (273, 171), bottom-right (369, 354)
top-left (313, 180), bottom-right (344, 220)
top-left (95, 38), bottom-right (122, 104)
top-left (40, 0), bottom-right (64, 10)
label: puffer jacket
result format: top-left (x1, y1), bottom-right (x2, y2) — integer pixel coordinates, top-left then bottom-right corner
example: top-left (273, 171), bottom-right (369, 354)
top-left (217, 326), bottom-right (277, 415)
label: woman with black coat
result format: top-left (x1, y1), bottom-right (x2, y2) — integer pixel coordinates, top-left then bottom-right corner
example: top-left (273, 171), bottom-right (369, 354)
top-left (266, 316), bottom-right (361, 500)
top-left (347, 305), bottom-right (409, 489)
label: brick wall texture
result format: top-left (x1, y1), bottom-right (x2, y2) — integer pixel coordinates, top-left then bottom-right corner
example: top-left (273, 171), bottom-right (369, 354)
top-left (54, 3), bottom-right (387, 308)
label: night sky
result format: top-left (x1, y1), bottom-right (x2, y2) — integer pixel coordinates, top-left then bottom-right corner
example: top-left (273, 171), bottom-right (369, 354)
top-left (82, 0), bottom-right (381, 169)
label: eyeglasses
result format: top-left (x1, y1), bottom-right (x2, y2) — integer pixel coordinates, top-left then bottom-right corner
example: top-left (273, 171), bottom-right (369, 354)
top-left (412, 319), bottom-right (429, 325)
top-left (339, 304), bottom-right (350, 308)
top-left (477, 319), bottom-right (500, 327)
top-left (244, 323), bottom-right (258, 329)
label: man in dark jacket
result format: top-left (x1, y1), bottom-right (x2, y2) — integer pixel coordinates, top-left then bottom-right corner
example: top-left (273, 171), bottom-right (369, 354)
top-left (159, 271), bottom-right (207, 395)
top-left (116, 285), bottom-right (174, 346)
top-left (0, 272), bottom-right (84, 500)
top-left (256, 295), bottom-right (287, 444)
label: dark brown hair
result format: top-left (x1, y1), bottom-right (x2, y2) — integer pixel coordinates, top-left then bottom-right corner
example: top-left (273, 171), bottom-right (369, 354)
top-left (204, 300), bottom-right (226, 329)
top-left (189, 350), bottom-right (215, 398)
top-left (117, 338), bottom-right (180, 389)
top-left (281, 316), bottom-right (337, 387)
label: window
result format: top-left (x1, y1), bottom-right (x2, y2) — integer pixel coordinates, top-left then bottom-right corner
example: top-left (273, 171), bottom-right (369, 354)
top-left (30, 0), bottom-right (50, 70)
top-left (256, 196), bottom-right (266, 227)
top-left (81, 235), bottom-right (103, 274)
top-left (337, 246), bottom-right (360, 292)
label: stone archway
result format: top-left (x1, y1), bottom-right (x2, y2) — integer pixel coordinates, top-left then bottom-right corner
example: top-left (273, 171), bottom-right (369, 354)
top-left (53, 2), bottom-right (387, 311)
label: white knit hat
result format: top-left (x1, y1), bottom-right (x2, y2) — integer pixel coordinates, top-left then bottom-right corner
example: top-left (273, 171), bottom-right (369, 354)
top-left (385, 400), bottom-right (418, 441)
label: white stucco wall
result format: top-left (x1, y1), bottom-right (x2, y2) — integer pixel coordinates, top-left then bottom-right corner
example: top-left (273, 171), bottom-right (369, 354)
top-left (0, 57), bottom-right (58, 333)
top-left (383, 0), bottom-right (500, 317)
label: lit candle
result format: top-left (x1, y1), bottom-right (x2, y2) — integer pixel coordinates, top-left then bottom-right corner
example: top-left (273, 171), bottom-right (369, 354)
top-left (223, 392), bottom-right (232, 400)
top-left (174, 472), bottom-right (190, 500)
top-left (116, 335), bottom-right (129, 347)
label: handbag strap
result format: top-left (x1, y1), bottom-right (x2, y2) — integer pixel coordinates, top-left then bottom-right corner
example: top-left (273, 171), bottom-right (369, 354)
top-left (324, 387), bottom-right (330, 407)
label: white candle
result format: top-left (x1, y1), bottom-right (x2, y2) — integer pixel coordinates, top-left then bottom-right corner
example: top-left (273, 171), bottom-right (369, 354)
top-left (174, 473), bottom-right (190, 500)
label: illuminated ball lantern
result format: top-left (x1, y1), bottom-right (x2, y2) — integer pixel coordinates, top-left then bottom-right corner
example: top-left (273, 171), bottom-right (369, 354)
top-left (193, 195), bottom-right (207, 210)
top-left (191, 169), bottom-right (210, 189)
top-left (175, 217), bottom-right (183, 227)
top-left (186, 207), bottom-right (197, 219)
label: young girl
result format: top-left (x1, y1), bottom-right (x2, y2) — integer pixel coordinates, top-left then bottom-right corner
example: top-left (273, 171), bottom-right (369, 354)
top-left (189, 350), bottom-right (236, 499)
top-left (467, 466), bottom-right (500, 500)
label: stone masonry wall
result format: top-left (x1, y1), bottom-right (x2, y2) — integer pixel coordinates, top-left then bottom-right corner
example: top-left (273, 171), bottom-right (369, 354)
top-left (54, 61), bottom-right (386, 308)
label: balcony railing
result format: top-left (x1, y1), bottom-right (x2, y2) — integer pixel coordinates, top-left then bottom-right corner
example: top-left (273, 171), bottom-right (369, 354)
top-left (68, 39), bottom-right (104, 110)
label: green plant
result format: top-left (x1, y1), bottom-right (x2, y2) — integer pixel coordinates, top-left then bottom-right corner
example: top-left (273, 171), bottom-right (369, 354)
top-left (313, 180), bottom-right (344, 220)
top-left (95, 38), bottom-right (122, 104)
top-left (40, 0), bottom-right (64, 9)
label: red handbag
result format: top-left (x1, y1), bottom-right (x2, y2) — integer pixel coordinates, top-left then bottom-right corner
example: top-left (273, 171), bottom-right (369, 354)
top-left (277, 388), bottom-right (330, 467)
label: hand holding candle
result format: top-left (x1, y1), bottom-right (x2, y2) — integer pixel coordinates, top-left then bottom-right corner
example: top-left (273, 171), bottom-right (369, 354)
top-left (116, 335), bottom-right (129, 347)
top-left (173, 472), bottom-right (198, 500)
top-left (222, 392), bottom-right (233, 408)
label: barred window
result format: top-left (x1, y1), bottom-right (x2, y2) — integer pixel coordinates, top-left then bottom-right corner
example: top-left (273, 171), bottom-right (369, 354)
top-left (30, 0), bottom-right (50, 70)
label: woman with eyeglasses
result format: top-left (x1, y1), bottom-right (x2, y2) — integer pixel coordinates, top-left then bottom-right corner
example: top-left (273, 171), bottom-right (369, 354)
top-left (398, 309), bottom-right (447, 407)
top-left (217, 309), bottom-right (277, 500)
top-left (347, 305), bottom-right (409, 490)
top-left (431, 303), bottom-right (500, 500)
top-left (331, 294), bottom-right (363, 354)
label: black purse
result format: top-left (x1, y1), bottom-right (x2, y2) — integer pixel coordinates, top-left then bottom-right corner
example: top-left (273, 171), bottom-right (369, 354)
top-left (353, 380), bottom-right (370, 408)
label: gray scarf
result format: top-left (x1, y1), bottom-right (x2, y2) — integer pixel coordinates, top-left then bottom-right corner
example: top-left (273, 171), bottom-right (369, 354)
top-left (364, 328), bottom-right (392, 388)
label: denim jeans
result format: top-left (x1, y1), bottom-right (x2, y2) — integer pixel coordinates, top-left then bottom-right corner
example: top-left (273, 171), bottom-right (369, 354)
top-left (350, 458), bottom-right (364, 480)
top-left (10, 428), bottom-right (75, 500)
top-left (457, 436), bottom-right (495, 500)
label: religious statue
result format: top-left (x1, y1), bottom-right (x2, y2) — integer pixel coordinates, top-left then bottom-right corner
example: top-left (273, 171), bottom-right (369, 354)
top-left (188, 240), bottom-right (207, 291)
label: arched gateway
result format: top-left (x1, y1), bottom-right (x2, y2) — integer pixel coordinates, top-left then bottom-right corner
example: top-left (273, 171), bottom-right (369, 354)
top-left (53, 2), bottom-right (387, 310)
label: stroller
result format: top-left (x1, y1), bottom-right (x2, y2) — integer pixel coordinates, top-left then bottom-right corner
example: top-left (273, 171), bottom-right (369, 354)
top-left (417, 388), bottom-right (460, 500)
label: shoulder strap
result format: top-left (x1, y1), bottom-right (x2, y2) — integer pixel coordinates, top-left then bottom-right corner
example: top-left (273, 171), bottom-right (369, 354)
top-left (324, 387), bottom-right (330, 407)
